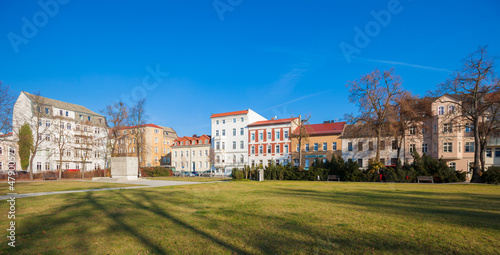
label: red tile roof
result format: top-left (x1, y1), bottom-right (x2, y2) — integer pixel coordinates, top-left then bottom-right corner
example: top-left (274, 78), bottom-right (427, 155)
top-left (211, 110), bottom-right (249, 118)
top-left (293, 122), bottom-right (346, 136)
top-left (117, 123), bottom-right (163, 130)
top-left (173, 134), bottom-right (211, 146)
top-left (248, 118), bottom-right (297, 127)
top-left (0, 132), bottom-right (13, 138)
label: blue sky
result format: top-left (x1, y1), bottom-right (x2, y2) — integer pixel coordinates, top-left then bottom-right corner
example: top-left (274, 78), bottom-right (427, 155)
top-left (1, 0), bottom-right (499, 137)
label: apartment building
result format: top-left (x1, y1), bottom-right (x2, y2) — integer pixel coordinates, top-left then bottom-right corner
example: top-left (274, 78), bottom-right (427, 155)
top-left (292, 121), bottom-right (345, 169)
top-left (171, 135), bottom-right (211, 173)
top-left (114, 124), bottom-right (177, 167)
top-left (211, 109), bottom-right (266, 175)
top-left (0, 133), bottom-right (21, 171)
top-left (12, 92), bottom-right (108, 172)
top-left (247, 118), bottom-right (297, 167)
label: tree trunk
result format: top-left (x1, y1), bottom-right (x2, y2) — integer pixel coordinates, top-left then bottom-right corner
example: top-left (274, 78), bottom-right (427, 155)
top-left (471, 119), bottom-right (482, 183)
top-left (59, 155), bottom-right (63, 179)
top-left (29, 156), bottom-right (34, 180)
top-left (375, 127), bottom-right (381, 162)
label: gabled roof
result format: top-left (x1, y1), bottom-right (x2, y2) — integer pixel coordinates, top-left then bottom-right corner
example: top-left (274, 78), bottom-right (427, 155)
top-left (117, 123), bottom-right (164, 130)
top-left (173, 134), bottom-right (211, 146)
top-left (24, 92), bottom-right (103, 117)
top-left (248, 118), bottom-right (296, 127)
top-left (211, 110), bottom-right (249, 118)
top-left (0, 132), bottom-right (13, 138)
top-left (293, 122), bottom-right (346, 136)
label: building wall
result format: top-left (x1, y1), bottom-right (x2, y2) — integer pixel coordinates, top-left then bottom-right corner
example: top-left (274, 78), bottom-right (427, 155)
top-left (171, 144), bottom-right (211, 172)
top-left (0, 135), bottom-right (21, 171)
top-left (248, 122), bottom-right (293, 167)
top-left (341, 137), bottom-right (403, 169)
top-left (293, 134), bottom-right (342, 169)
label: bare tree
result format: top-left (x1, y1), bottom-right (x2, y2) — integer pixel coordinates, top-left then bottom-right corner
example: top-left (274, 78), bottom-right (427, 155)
top-left (128, 98), bottom-right (148, 177)
top-left (347, 68), bottom-right (402, 163)
top-left (478, 91), bottom-right (500, 172)
top-left (437, 46), bottom-right (500, 182)
top-left (103, 101), bottom-right (128, 157)
top-left (0, 82), bottom-right (14, 134)
top-left (51, 117), bottom-right (73, 179)
top-left (75, 121), bottom-right (96, 179)
top-left (290, 115), bottom-right (308, 168)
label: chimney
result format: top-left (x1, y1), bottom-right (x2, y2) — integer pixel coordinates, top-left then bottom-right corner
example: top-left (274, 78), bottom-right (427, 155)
top-left (271, 117), bottom-right (275, 120)
top-left (193, 134), bottom-right (197, 138)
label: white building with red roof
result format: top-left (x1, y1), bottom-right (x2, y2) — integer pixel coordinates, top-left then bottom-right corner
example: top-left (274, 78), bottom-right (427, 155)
top-left (210, 109), bottom-right (266, 175)
top-left (247, 117), bottom-right (299, 167)
top-left (171, 134), bottom-right (211, 173)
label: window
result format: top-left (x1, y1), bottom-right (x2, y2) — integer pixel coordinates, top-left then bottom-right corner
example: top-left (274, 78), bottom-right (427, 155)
top-left (9, 147), bottom-right (15, 156)
top-left (216, 130), bottom-right (219, 136)
top-left (305, 159), bottom-right (310, 168)
top-left (314, 143), bottom-right (318, 151)
top-left (276, 145), bottom-right (280, 153)
top-left (332, 142), bottom-right (337, 151)
top-left (438, 106), bottom-right (444, 115)
top-left (259, 146), bottom-right (263, 154)
top-left (65, 111), bottom-right (69, 116)
top-left (67, 123), bottom-right (71, 130)
top-left (449, 162), bottom-right (456, 171)
top-left (155, 129), bottom-right (159, 134)
top-left (155, 138), bottom-right (158, 143)
top-left (180, 142), bottom-right (183, 146)
top-left (284, 131), bottom-right (289, 139)
top-left (409, 126), bottom-right (416, 135)
top-left (216, 120), bottom-right (219, 125)
top-left (222, 142), bottom-right (225, 150)
top-left (358, 159), bottom-right (363, 168)
top-left (267, 132), bottom-right (271, 140)
top-left (155, 147), bottom-right (158, 153)
top-left (465, 123), bottom-right (473, 133)
top-left (284, 144), bottom-right (289, 153)
top-left (192, 150), bottom-right (195, 156)
top-left (216, 142), bottom-right (220, 150)
top-left (267, 145), bottom-right (271, 153)
top-left (448, 105), bottom-right (455, 114)
top-left (240, 128), bottom-right (244, 135)
top-left (163, 139), bottom-right (166, 145)
top-left (199, 150), bottom-right (202, 156)
top-left (380, 141), bottom-right (385, 150)
top-left (251, 146), bottom-right (255, 154)
top-left (323, 143), bottom-right (327, 151)
top-left (443, 142), bottom-right (453, 153)
top-left (465, 142), bottom-right (474, 152)
top-left (222, 120), bottom-right (225, 124)
top-left (443, 123), bottom-right (453, 133)
top-left (205, 150), bottom-right (208, 156)
top-left (251, 133), bottom-right (255, 141)
top-left (240, 141), bottom-right (244, 149)
top-left (46, 121), bottom-right (50, 127)
top-left (241, 117), bottom-right (244, 122)
top-left (59, 110), bottom-right (63, 115)
top-left (305, 144), bottom-right (310, 152)
top-left (37, 162), bottom-right (42, 170)
top-left (348, 142), bottom-right (353, 151)
top-left (222, 129), bottom-right (225, 136)
top-left (409, 144), bottom-right (416, 153)
top-left (88, 116), bottom-right (91, 121)
top-left (45, 108), bottom-right (50, 114)
top-left (368, 141), bottom-right (374, 151)
top-left (233, 128), bottom-right (236, 136)
top-left (496, 148), bottom-right (500, 157)
top-left (422, 144), bottom-right (428, 153)
top-left (358, 142), bottom-right (363, 151)
top-left (486, 148), bottom-right (492, 157)
top-left (174, 151), bottom-right (177, 157)
top-left (0, 147), bottom-right (2, 156)
top-left (233, 141), bottom-right (236, 149)
top-left (164, 148), bottom-right (167, 154)
top-left (233, 118), bottom-right (236, 123)
top-left (276, 131), bottom-right (280, 140)
top-left (296, 144), bottom-right (300, 152)
top-left (433, 124), bottom-right (437, 134)
top-left (45, 162), bottom-right (50, 170)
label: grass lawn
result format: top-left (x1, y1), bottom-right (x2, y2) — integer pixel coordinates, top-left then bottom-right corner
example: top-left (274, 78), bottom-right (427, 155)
top-left (0, 181), bottom-right (142, 194)
top-left (145, 176), bottom-right (231, 182)
top-left (1, 181), bottom-right (499, 254)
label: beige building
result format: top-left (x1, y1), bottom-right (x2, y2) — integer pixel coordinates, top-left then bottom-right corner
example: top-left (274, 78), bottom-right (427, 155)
top-left (171, 135), bottom-right (211, 173)
top-left (114, 124), bottom-right (177, 167)
top-left (0, 133), bottom-right (21, 172)
top-left (291, 122), bottom-right (345, 169)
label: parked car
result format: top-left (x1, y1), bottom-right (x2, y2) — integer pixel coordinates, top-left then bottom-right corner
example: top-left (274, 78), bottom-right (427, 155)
top-left (182, 171), bottom-right (194, 177)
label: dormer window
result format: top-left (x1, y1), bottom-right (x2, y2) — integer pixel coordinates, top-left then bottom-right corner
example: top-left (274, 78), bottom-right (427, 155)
top-left (438, 106), bottom-right (444, 115)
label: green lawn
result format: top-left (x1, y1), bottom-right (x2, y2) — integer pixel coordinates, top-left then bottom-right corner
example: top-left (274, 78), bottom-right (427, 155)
top-left (145, 176), bottom-right (231, 182)
top-left (1, 181), bottom-right (499, 254)
top-left (0, 181), bottom-right (142, 194)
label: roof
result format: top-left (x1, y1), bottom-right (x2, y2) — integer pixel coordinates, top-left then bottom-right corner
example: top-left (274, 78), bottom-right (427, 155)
top-left (248, 118), bottom-right (296, 127)
top-left (211, 110), bottom-right (249, 118)
top-left (24, 92), bottom-right (103, 117)
top-left (293, 122), bottom-right (346, 136)
top-left (117, 123), bottom-right (174, 131)
top-left (173, 134), bottom-right (211, 146)
top-left (0, 132), bottom-right (13, 138)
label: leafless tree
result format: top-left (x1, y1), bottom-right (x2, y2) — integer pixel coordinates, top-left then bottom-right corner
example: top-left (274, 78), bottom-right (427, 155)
top-left (347, 68), bottom-right (402, 163)
top-left (437, 46), bottom-right (500, 182)
top-left (75, 121), bottom-right (96, 179)
top-left (0, 82), bottom-right (14, 134)
top-left (51, 117), bottom-right (73, 179)
top-left (128, 98), bottom-right (148, 177)
top-left (103, 101), bottom-right (128, 157)
top-left (291, 115), bottom-right (309, 168)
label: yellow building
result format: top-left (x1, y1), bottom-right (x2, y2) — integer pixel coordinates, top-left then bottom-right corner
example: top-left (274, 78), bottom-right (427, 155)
top-left (114, 124), bottom-right (177, 167)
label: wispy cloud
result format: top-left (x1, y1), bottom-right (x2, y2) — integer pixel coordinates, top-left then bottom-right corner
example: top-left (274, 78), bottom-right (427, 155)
top-left (268, 68), bottom-right (307, 95)
top-left (354, 57), bottom-right (453, 73)
top-left (264, 91), bottom-right (325, 111)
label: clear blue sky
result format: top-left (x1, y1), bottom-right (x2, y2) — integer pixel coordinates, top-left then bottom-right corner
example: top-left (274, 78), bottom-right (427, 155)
top-left (1, 0), bottom-right (499, 137)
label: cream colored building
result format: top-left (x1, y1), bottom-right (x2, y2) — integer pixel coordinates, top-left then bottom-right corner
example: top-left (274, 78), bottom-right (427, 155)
top-left (0, 133), bottom-right (21, 171)
top-left (171, 135), bottom-right (211, 173)
top-left (114, 124), bottom-right (177, 167)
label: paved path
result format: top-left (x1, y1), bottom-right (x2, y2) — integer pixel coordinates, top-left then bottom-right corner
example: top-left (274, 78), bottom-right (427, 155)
top-left (0, 179), bottom-right (208, 200)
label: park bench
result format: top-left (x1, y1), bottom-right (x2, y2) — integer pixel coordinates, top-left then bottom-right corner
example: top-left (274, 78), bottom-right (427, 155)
top-left (327, 175), bottom-right (340, 182)
top-left (417, 176), bottom-right (434, 183)
top-left (43, 172), bottom-right (58, 180)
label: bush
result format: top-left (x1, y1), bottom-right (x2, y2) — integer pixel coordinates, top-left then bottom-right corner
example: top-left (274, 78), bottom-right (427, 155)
top-left (141, 167), bottom-right (173, 177)
top-left (231, 168), bottom-right (244, 180)
top-left (482, 166), bottom-right (500, 184)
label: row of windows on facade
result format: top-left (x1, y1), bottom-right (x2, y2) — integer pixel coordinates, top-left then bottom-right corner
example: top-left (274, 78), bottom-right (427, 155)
top-left (297, 142), bottom-right (338, 152)
top-left (174, 161), bottom-right (210, 169)
top-left (116, 146), bottom-right (170, 154)
top-left (175, 139), bottom-right (209, 146)
top-left (38, 120), bottom-right (104, 134)
top-left (117, 137), bottom-right (171, 145)
top-left (117, 128), bottom-right (147, 136)
top-left (346, 140), bottom-right (492, 154)
top-left (437, 105), bottom-right (456, 115)
top-left (250, 130), bottom-right (289, 141)
top-left (34, 162), bottom-right (102, 171)
top-left (215, 154), bottom-right (245, 164)
top-left (38, 149), bottom-right (103, 158)
top-left (38, 135), bottom-right (104, 146)
top-left (214, 117), bottom-right (245, 125)
top-left (215, 141), bottom-right (246, 150)
top-left (215, 128), bottom-right (245, 137)
top-left (408, 123), bottom-right (475, 135)
top-left (174, 149), bottom-right (209, 158)
top-left (37, 107), bottom-right (103, 124)
top-left (250, 144), bottom-right (290, 154)
top-left (0, 147), bottom-right (16, 156)
top-left (251, 159), bottom-right (290, 167)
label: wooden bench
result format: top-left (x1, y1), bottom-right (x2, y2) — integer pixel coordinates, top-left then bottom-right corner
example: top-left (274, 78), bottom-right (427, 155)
top-left (43, 172), bottom-right (58, 180)
top-left (417, 176), bottom-right (434, 183)
top-left (327, 175), bottom-right (340, 182)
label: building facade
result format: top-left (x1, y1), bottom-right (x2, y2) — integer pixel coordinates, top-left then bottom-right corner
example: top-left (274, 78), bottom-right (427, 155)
top-left (12, 92), bottom-right (108, 173)
top-left (114, 124), bottom-right (177, 167)
top-left (0, 133), bottom-right (21, 172)
top-left (171, 135), bottom-right (211, 173)
top-left (292, 121), bottom-right (345, 169)
top-left (247, 118), bottom-right (297, 167)
top-left (211, 109), bottom-right (266, 175)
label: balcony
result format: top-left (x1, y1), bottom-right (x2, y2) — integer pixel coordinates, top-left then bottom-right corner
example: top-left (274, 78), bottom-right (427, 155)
top-left (488, 137), bottom-right (500, 146)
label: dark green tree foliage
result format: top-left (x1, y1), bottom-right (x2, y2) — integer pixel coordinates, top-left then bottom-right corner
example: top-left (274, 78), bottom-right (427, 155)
top-left (482, 166), bottom-right (500, 184)
top-left (18, 123), bottom-right (33, 170)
